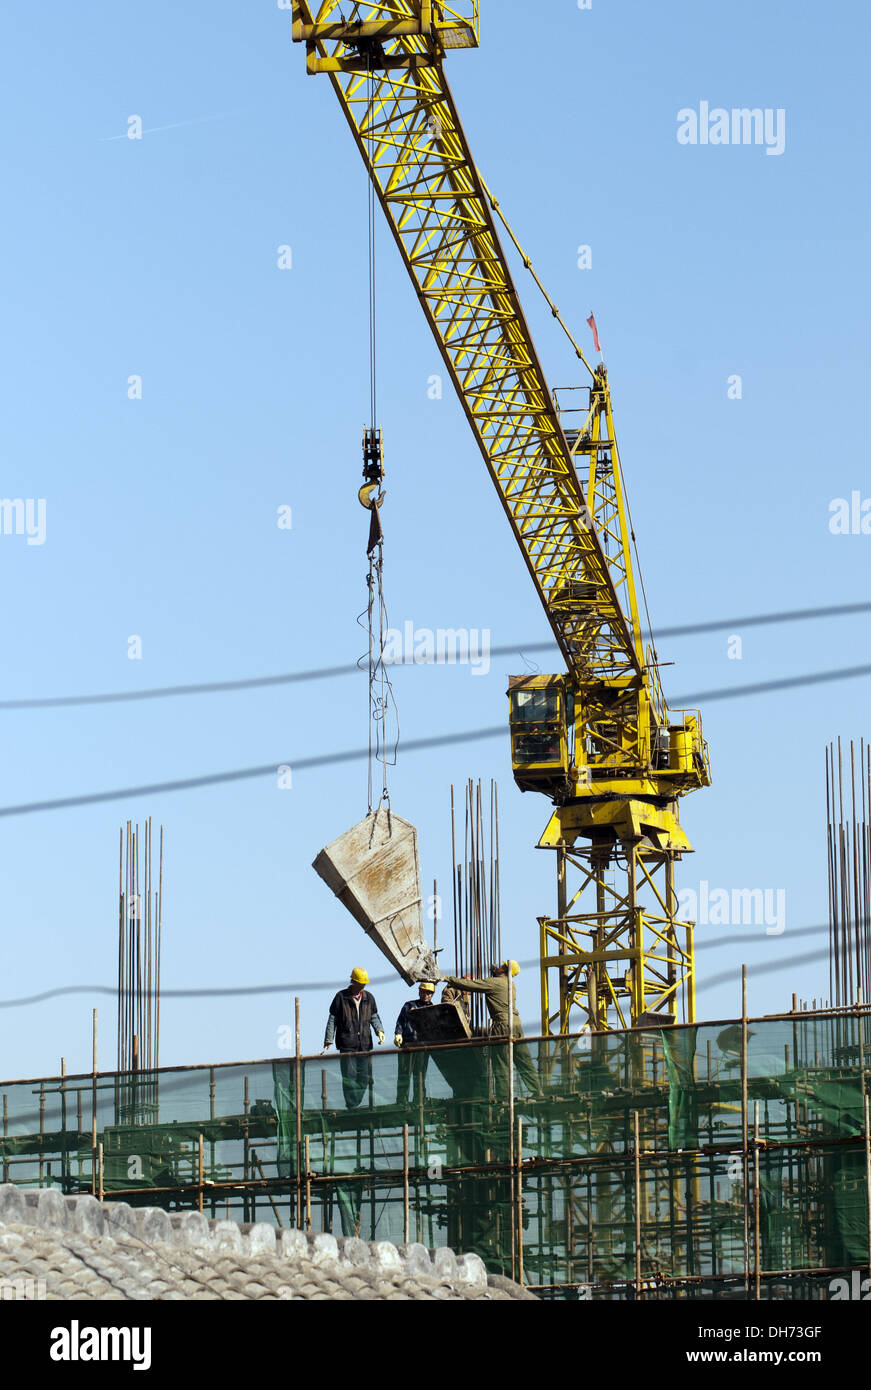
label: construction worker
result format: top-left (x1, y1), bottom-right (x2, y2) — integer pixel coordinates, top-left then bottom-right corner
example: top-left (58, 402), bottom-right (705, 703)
top-left (393, 980), bottom-right (436, 1104)
top-left (439, 961), bottom-right (541, 1096)
top-left (441, 981), bottom-right (470, 1024)
top-left (323, 968), bottom-right (386, 1109)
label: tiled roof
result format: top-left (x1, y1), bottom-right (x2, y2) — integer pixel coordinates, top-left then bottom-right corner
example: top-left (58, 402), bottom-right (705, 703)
top-left (0, 1185), bottom-right (535, 1301)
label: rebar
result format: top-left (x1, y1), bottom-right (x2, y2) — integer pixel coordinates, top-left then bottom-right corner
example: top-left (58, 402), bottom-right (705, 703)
top-left (450, 779), bottom-right (502, 1032)
top-left (117, 819), bottom-right (164, 1100)
top-left (827, 738), bottom-right (871, 1007)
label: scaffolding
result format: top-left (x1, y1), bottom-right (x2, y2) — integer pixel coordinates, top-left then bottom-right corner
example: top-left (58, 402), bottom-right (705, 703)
top-left (2, 1006), bottom-right (870, 1301)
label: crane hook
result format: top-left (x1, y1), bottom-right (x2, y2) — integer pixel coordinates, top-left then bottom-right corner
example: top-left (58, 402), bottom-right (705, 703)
top-left (358, 482), bottom-right (386, 510)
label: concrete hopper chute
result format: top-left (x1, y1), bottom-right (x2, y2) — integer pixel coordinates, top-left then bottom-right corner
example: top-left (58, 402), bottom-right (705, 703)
top-left (313, 807), bottom-right (438, 985)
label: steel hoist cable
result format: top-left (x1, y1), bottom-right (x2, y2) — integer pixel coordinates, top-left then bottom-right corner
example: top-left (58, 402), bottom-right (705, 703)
top-left (367, 57), bottom-right (378, 437)
top-left (357, 540), bottom-right (400, 815)
top-left (356, 52), bottom-right (399, 817)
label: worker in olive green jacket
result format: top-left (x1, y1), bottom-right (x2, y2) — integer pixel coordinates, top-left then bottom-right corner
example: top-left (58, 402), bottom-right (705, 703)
top-left (439, 961), bottom-right (541, 1096)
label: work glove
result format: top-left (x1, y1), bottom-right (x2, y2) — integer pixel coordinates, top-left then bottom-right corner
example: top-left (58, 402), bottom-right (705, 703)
top-left (394, 1033), bottom-right (403, 1048)
top-left (377, 1031), bottom-right (385, 1045)
top-left (321, 1044), bottom-right (333, 1054)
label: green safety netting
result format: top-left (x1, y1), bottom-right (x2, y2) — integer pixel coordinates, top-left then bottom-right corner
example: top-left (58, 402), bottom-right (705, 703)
top-left (1, 1014), bottom-right (868, 1299)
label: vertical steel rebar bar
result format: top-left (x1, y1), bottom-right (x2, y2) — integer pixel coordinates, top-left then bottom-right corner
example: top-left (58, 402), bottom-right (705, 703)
top-left (295, 997), bottom-right (302, 1230)
top-left (157, 826), bottom-right (164, 1071)
top-left (117, 821), bottom-right (164, 1085)
top-left (827, 739), bottom-right (871, 1009)
top-left (117, 829), bottom-right (123, 1076)
top-left (449, 779), bottom-right (502, 1031)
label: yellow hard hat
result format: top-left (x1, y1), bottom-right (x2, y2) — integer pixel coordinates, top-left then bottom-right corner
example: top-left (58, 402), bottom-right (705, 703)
top-left (503, 959), bottom-right (520, 977)
top-left (350, 967), bottom-right (369, 985)
top-left (419, 981), bottom-right (436, 993)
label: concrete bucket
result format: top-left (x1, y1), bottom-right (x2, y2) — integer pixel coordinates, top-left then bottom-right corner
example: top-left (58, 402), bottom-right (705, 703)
top-left (312, 807), bottom-right (438, 985)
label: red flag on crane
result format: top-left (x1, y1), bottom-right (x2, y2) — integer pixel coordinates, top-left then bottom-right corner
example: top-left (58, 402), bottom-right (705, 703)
top-left (586, 312), bottom-right (601, 354)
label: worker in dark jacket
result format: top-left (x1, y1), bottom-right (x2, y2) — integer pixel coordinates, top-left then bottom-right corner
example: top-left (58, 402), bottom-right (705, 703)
top-left (440, 961), bottom-right (541, 1096)
top-left (393, 981), bottom-right (436, 1104)
top-left (323, 967), bottom-right (385, 1109)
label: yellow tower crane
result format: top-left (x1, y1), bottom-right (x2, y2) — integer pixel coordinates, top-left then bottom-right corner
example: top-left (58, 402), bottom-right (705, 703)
top-left (292, 1), bottom-right (711, 1034)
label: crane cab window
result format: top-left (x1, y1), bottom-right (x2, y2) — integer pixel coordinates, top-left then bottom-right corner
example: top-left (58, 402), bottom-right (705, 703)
top-left (510, 689), bottom-right (560, 725)
top-left (509, 685), bottom-right (566, 768)
top-left (514, 732), bottom-right (562, 765)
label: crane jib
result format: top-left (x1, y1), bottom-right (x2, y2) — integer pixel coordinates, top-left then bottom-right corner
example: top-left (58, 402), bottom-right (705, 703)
top-left (292, 1), bottom-right (640, 683)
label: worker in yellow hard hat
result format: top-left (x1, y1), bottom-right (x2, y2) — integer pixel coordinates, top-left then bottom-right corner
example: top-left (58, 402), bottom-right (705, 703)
top-left (323, 967), bottom-right (386, 1109)
top-left (393, 980), bottom-right (437, 1104)
top-left (439, 960), bottom-right (541, 1097)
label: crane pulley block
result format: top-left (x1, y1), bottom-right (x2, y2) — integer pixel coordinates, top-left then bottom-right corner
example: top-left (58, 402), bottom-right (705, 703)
top-left (360, 426), bottom-right (383, 489)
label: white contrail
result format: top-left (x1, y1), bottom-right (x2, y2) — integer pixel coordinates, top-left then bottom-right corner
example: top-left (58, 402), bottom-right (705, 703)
top-left (99, 111), bottom-right (236, 142)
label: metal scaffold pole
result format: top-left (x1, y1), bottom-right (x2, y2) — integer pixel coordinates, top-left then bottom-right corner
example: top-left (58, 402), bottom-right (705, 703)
top-left (295, 996), bottom-right (302, 1231)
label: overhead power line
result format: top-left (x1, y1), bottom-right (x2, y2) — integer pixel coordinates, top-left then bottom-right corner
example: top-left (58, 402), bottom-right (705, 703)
top-left (678, 664), bottom-right (871, 705)
top-left (0, 653), bottom-right (869, 820)
top-left (0, 727), bottom-right (499, 818)
top-left (695, 948), bottom-right (830, 994)
top-left (654, 600), bottom-right (871, 639)
top-left (0, 662), bottom-right (362, 711)
top-left (1, 601), bottom-right (868, 711)
top-left (694, 922), bottom-right (826, 951)
top-left (0, 933), bottom-right (830, 1010)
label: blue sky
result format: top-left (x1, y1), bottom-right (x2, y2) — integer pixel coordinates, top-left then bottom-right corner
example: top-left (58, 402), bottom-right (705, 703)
top-left (0, 0), bottom-right (869, 1078)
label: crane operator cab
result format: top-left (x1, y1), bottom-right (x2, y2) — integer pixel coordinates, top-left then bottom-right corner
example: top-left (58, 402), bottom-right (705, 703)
top-left (508, 674), bottom-right (573, 799)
